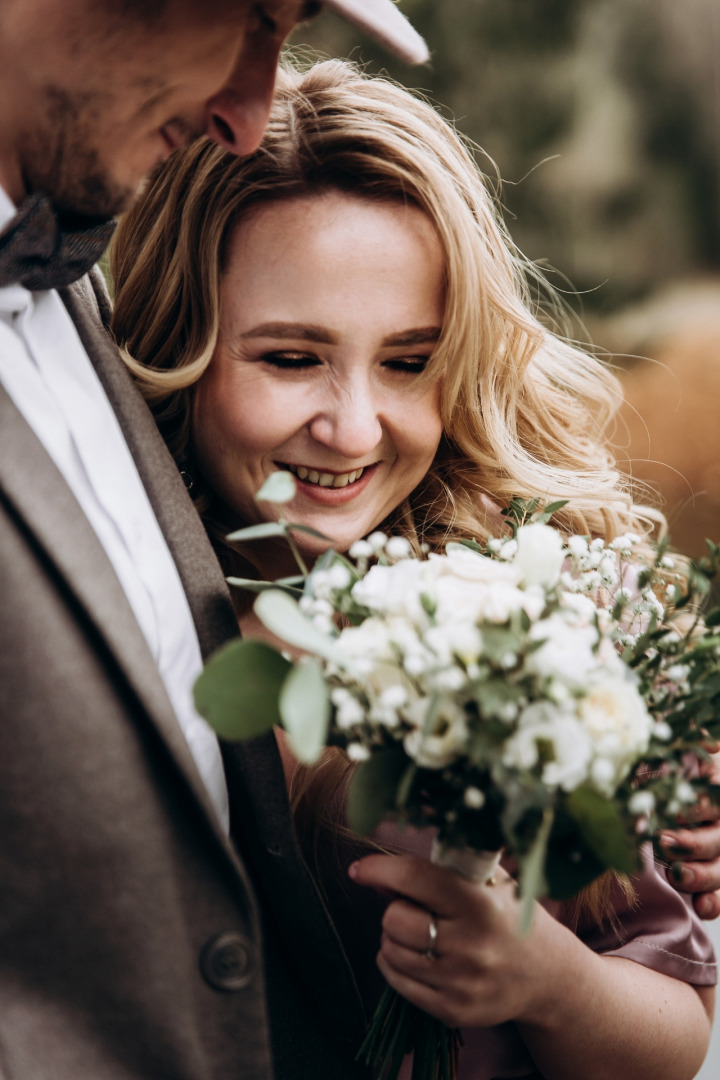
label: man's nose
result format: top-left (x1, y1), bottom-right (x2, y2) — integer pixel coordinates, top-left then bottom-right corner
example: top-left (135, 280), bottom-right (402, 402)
top-left (204, 36), bottom-right (282, 156)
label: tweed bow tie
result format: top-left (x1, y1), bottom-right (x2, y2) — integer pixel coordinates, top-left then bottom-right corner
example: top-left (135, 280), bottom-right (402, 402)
top-left (0, 193), bottom-right (116, 291)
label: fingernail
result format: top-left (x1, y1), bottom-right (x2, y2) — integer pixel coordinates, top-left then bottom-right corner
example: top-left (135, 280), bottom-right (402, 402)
top-left (671, 863), bottom-right (694, 886)
top-left (696, 895), bottom-right (713, 919)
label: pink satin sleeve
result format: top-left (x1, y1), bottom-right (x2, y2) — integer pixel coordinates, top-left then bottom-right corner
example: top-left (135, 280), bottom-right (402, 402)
top-left (569, 842), bottom-right (717, 986)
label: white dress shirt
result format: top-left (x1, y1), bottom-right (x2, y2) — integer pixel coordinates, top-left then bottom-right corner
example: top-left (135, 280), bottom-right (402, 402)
top-left (0, 186), bottom-right (229, 832)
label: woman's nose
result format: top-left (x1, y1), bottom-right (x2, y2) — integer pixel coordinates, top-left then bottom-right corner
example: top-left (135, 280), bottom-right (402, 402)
top-left (308, 385), bottom-right (384, 459)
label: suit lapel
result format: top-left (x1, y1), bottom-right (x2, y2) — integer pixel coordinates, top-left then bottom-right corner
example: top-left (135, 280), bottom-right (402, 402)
top-left (60, 273), bottom-right (368, 1041)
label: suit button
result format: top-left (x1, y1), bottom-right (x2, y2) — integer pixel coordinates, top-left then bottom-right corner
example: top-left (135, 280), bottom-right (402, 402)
top-left (200, 932), bottom-right (255, 991)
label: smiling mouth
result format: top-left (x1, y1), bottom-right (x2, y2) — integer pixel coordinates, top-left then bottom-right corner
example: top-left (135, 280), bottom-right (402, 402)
top-left (281, 463), bottom-right (369, 489)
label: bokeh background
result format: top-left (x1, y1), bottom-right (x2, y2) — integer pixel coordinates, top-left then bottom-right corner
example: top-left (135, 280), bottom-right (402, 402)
top-left (292, 0), bottom-right (720, 561)
top-left (293, 3), bottom-right (720, 1073)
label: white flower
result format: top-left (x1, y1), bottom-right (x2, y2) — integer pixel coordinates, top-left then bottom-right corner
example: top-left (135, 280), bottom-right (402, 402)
top-left (502, 702), bottom-right (593, 791)
top-left (348, 539), bottom-right (373, 560)
top-left (629, 791), bottom-right (656, 816)
top-left (429, 547), bottom-right (524, 626)
top-left (367, 531), bottom-right (388, 553)
top-left (498, 539), bottom-right (518, 561)
top-left (567, 535), bottom-right (589, 558)
top-left (525, 613), bottom-right (600, 689)
top-left (463, 786), bottom-right (486, 809)
top-left (385, 536), bottom-right (412, 560)
top-left (326, 562), bottom-right (352, 590)
top-left (577, 675), bottom-right (653, 793)
top-left (403, 696), bottom-right (469, 768)
top-left (347, 743), bottom-right (371, 762)
top-left (438, 544), bottom-right (523, 585)
top-left (351, 560), bottom-right (429, 620)
top-left (653, 720), bottom-right (673, 741)
top-left (675, 780), bottom-right (696, 805)
top-left (336, 618), bottom-right (393, 661)
top-left (379, 685), bottom-right (408, 710)
top-left (514, 523), bottom-right (565, 589)
top-left (609, 533), bottom-right (641, 551)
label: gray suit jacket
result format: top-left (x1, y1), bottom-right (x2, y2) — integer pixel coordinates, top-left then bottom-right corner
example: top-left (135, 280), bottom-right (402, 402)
top-left (0, 271), bottom-right (370, 1079)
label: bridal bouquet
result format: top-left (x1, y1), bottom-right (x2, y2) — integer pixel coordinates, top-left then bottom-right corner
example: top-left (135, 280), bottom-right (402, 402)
top-left (194, 482), bottom-right (720, 1080)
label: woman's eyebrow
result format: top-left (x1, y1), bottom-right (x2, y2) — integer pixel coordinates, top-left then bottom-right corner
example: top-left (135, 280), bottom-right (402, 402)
top-left (241, 322), bottom-right (337, 343)
top-left (382, 327), bottom-right (442, 347)
top-left (240, 324), bottom-right (442, 346)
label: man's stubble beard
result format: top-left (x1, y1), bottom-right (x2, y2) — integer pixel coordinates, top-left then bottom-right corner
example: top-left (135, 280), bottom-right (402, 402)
top-left (18, 84), bottom-right (136, 222)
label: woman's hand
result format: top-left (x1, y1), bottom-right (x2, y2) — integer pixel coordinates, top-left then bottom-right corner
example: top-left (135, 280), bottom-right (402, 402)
top-left (348, 852), bottom-right (566, 1030)
top-left (349, 852), bottom-right (713, 1080)
top-left (662, 752), bottom-right (720, 919)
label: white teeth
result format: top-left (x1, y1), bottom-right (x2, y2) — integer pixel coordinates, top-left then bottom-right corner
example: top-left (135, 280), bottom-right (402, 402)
top-left (286, 465), bottom-right (365, 488)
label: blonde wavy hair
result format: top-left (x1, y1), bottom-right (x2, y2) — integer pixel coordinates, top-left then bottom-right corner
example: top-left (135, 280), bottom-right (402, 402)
top-left (110, 56), bottom-right (654, 557)
top-left (110, 57), bottom-right (654, 925)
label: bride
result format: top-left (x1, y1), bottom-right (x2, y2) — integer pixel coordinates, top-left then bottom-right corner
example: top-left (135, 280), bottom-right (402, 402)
top-left (110, 58), bottom-right (717, 1079)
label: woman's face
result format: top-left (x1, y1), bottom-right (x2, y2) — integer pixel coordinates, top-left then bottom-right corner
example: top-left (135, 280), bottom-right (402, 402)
top-left (192, 190), bottom-right (445, 575)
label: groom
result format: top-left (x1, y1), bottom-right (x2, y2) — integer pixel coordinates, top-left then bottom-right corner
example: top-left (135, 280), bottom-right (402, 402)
top-left (0, 3), bottom-right (428, 1079)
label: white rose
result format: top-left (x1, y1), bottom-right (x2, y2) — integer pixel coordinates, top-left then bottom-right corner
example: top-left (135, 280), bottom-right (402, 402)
top-left (351, 560), bottom-right (429, 621)
top-left (577, 674), bottom-right (653, 793)
top-left (525, 613), bottom-right (600, 689)
top-left (502, 701), bottom-right (593, 790)
top-left (435, 544), bottom-right (523, 585)
top-left (514, 523), bottom-right (565, 589)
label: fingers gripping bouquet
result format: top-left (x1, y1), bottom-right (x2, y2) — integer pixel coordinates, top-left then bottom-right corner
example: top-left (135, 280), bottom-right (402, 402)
top-left (195, 486), bottom-right (720, 1080)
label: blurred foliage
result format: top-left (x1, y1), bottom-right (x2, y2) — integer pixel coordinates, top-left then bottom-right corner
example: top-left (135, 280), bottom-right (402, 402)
top-left (291, 0), bottom-right (720, 314)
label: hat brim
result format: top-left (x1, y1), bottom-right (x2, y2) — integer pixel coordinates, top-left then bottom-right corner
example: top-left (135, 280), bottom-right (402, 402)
top-left (322, 0), bottom-right (429, 65)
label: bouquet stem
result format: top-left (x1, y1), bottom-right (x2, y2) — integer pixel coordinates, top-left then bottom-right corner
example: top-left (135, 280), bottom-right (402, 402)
top-left (357, 844), bottom-right (502, 1080)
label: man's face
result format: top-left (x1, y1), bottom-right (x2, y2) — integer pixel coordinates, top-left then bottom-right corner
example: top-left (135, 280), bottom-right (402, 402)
top-left (1, 0), bottom-right (313, 218)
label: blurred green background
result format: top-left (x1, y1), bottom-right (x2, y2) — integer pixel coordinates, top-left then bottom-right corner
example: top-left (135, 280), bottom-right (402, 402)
top-left (292, 0), bottom-right (720, 558)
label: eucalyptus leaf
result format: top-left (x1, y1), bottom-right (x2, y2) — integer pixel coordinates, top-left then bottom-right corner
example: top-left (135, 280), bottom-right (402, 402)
top-left (517, 807), bottom-right (553, 934)
top-left (193, 638), bottom-right (290, 740)
top-left (347, 746), bottom-right (411, 836)
top-left (226, 521), bottom-right (289, 542)
top-left (255, 471), bottom-right (297, 504)
top-left (566, 786), bottom-right (638, 874)
top-left (226, 576), bottom-right (304, 598)
top-left (254, 589), bottom-right (352, 669)
top-left (287, 523), bottom-right (334, 541)
top-left (279, 659), bottom-right (330, 763)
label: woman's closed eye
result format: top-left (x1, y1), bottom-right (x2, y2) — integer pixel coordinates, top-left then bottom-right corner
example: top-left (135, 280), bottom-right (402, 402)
top-left (261, 350), bottom-right (321, 369)
top-left (383, 356), bottom-right (431, 375)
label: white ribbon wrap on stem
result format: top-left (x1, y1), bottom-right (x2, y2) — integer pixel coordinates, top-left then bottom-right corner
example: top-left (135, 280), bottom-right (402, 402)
top-left (430, 838), bottom-right (502, 883)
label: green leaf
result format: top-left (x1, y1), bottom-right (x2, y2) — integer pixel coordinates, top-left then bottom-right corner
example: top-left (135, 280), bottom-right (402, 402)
top-left (226, 576), bottom-right (304, 598)
top-left (287, 523), bottom-right (334, 541)
top-left (226, 521), bottom-right (288, 542)
top-left (517, 807), bottom-right (553, 934)
top-left (254, 589), bottom-right (352, 668)
top-left (255, 471), bottom-right (297, 504)
top-left (530, 499), bottom-right (569, 526)
top-left (346, 746), bottom-right (411, 836)
top-left (193, 639), bottom-right (290, 740)
top-left (279, 659), bottom-right (330, 763)
top-left (566, 785), bottom-right (637, 874)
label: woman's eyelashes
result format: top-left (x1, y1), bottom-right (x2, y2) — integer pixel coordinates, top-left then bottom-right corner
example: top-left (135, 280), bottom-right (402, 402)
top-left (383, 356), bottom-right (430, 374)
top-left (261, 351), bottom-right (320, 369)
top-left (257, 350), bottom-right (431, 374)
